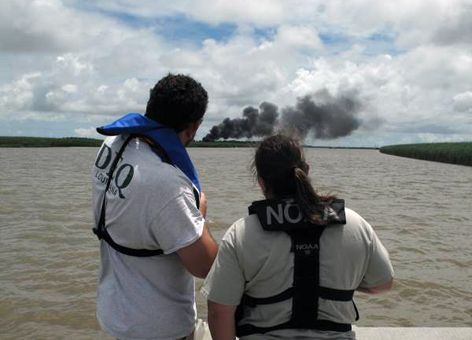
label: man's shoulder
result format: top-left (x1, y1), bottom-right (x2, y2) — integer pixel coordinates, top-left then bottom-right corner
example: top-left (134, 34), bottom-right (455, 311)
top-left (143, 161), bottom-right (193, 190)
top-left (101, 135), bottom-right (120, 147)
top-left (101, 136), bottom-right (193, 191)
top-left (134, 150), bottom-right (194, 200)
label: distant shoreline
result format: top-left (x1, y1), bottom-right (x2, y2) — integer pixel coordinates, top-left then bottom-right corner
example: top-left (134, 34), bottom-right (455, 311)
top-left (0, 136), bottom-right (103, 147)
top-left (2, 136), bottom-right (471, 165)
top-left (0, 136), bottom-right (378, 150)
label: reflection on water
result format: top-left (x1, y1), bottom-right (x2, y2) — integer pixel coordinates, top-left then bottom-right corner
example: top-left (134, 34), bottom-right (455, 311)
top-left (0, 147), bottom-right (471, 338)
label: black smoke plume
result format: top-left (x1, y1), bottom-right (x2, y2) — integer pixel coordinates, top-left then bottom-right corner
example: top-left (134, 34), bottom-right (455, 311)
top-left (280, 90), bottom-right (362, 140)
top-left (202, 102), bottom-right (278, 142)
top-left (203, 90), bottom-right (362, 142)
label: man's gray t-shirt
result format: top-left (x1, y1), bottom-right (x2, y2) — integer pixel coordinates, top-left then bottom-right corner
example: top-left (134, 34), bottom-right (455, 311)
top-left (202, 208), bottom-right (394, 340)
top-left (92, 136), bottom-right (204, 340)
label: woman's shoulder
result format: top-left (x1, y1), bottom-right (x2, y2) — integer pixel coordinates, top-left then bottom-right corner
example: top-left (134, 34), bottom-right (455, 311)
top-left (342, 207), bottom-right (376, 239)
top-left (222, 214), bottom-right (263, 239)
top-left (221, 213), bottom-right (283, 249)
top-left (344, 207), bottom-right (364, 222)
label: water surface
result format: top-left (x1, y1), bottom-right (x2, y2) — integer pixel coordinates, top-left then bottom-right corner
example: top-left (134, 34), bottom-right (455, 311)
top-left (0, 147), bottom-right (471, 338)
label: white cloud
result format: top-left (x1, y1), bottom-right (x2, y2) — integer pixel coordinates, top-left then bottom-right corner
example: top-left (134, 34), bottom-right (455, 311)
top-left (453, 91), bottom-right (472, 112)
top-left (190, 0), bottom-right (288, 26)
top-left (0, 73), bottom-right (40, 111)
top-left (275, 25), bottom-right (322, 49)
top-left (398, 45), bottom-right (472, 91)
top-left (157, 30), bottom-right (315, 112)
top-left (56, 54), bottom-right (94, 76)
top-left (61, 84), bottom-right (78, 93)
top-left (0, 0), bottom-right (169, 119)
top-left (0, 0), bottom-right (133, 53)
top-left (0, 54), bottom-right (152, 117)
top-left (0, 0), bottom-right (75, 52)
top-left (318, 0), bottom-right (470, 47)
top-left (74, 127), bottom-right (99, 138)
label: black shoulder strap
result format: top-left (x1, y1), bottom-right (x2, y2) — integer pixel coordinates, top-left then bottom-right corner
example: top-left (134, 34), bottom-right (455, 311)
top-left (93, 136), bottom-right (164, 257)
top-left (291, 228), bottom-right (324, 327)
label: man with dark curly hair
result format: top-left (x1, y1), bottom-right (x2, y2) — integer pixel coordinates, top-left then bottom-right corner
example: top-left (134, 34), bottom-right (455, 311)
top-left (145, 74), bottom-right (209, 135)
top-left (92, 74), bottom-right (218, 339)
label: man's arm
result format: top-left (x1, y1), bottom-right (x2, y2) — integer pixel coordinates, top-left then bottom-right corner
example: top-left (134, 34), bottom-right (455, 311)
top-left (357, 278), bottom-right (393, 294)
top-left (207, 300), bottom-right (237, 340)
top-left (177, 224), bottom-right (218, 278)
top-left (177, 192), bottom-right (218, 278)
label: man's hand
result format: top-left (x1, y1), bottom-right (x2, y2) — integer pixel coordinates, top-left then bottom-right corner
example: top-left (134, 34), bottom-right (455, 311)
top-left (199, 191), bottom-right (207, 218)
top-left (177, 191), bottom-right (217, 278)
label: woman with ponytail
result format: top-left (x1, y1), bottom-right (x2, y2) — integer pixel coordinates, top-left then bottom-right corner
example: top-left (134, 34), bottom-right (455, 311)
top-left (202, 134), bottom-right (394, 340)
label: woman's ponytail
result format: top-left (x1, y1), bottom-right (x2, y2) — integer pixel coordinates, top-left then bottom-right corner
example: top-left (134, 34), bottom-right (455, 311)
top-left (293, 166), bottom-right (325, 224)
top-left (254, 134), bottom-right (334, 224)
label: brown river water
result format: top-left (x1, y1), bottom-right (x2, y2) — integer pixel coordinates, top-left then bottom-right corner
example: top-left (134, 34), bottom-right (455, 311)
top-left (0, 147), bottom-right (471, 339)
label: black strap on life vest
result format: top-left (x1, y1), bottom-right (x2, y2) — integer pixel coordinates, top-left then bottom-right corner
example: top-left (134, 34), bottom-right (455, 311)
top-left (93, 135), bottom-right (169, 257)
top-left (235, 198), bottom-right (358, 337)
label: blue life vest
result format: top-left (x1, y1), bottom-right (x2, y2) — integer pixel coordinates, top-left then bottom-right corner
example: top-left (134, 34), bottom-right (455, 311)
top-left (97, 113), bottom-right (201, 192)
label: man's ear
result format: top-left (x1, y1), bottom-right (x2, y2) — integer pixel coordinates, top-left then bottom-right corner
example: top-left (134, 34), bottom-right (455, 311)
top-left (190, 120), bottom-right (201, 135)
top-left (178, 120), bottom-right (202, 145)
top-left (185, 120), bottom-right (201, 138)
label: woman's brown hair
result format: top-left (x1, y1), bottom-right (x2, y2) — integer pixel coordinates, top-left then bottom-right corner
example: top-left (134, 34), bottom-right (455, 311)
top-left (254, 134), bottom-right (332, 223)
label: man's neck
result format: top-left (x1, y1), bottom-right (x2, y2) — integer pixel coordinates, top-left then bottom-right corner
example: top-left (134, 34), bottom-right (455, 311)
top-left (178, 132), bottom-right (190, 147)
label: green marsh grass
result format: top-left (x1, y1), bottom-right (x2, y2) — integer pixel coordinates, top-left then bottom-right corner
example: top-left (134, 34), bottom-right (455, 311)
top-left (380, 142), bottom-right (472, 166)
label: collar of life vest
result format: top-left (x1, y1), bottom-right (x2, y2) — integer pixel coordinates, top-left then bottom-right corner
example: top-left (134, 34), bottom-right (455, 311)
top-left (96, 113), bottom-right (201, 192)
top-left (248, 198), bottom-right (346, 232)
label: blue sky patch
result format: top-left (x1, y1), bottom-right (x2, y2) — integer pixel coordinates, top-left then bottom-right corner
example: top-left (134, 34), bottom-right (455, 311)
top-left (319, 32), bottom-right (351, 45)
top-left (152, 15), bottom-right (237, 44)
top-left (73, 3), bottom-right (238, 44)
top-left (319, 30), bottom-right (403, 56)
top-left (362, 31), bottom-right (403, 56)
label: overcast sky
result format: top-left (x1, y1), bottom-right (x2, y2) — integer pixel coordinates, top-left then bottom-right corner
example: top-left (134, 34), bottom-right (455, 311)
top-left (1, 0), bottom-right (471, 146)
